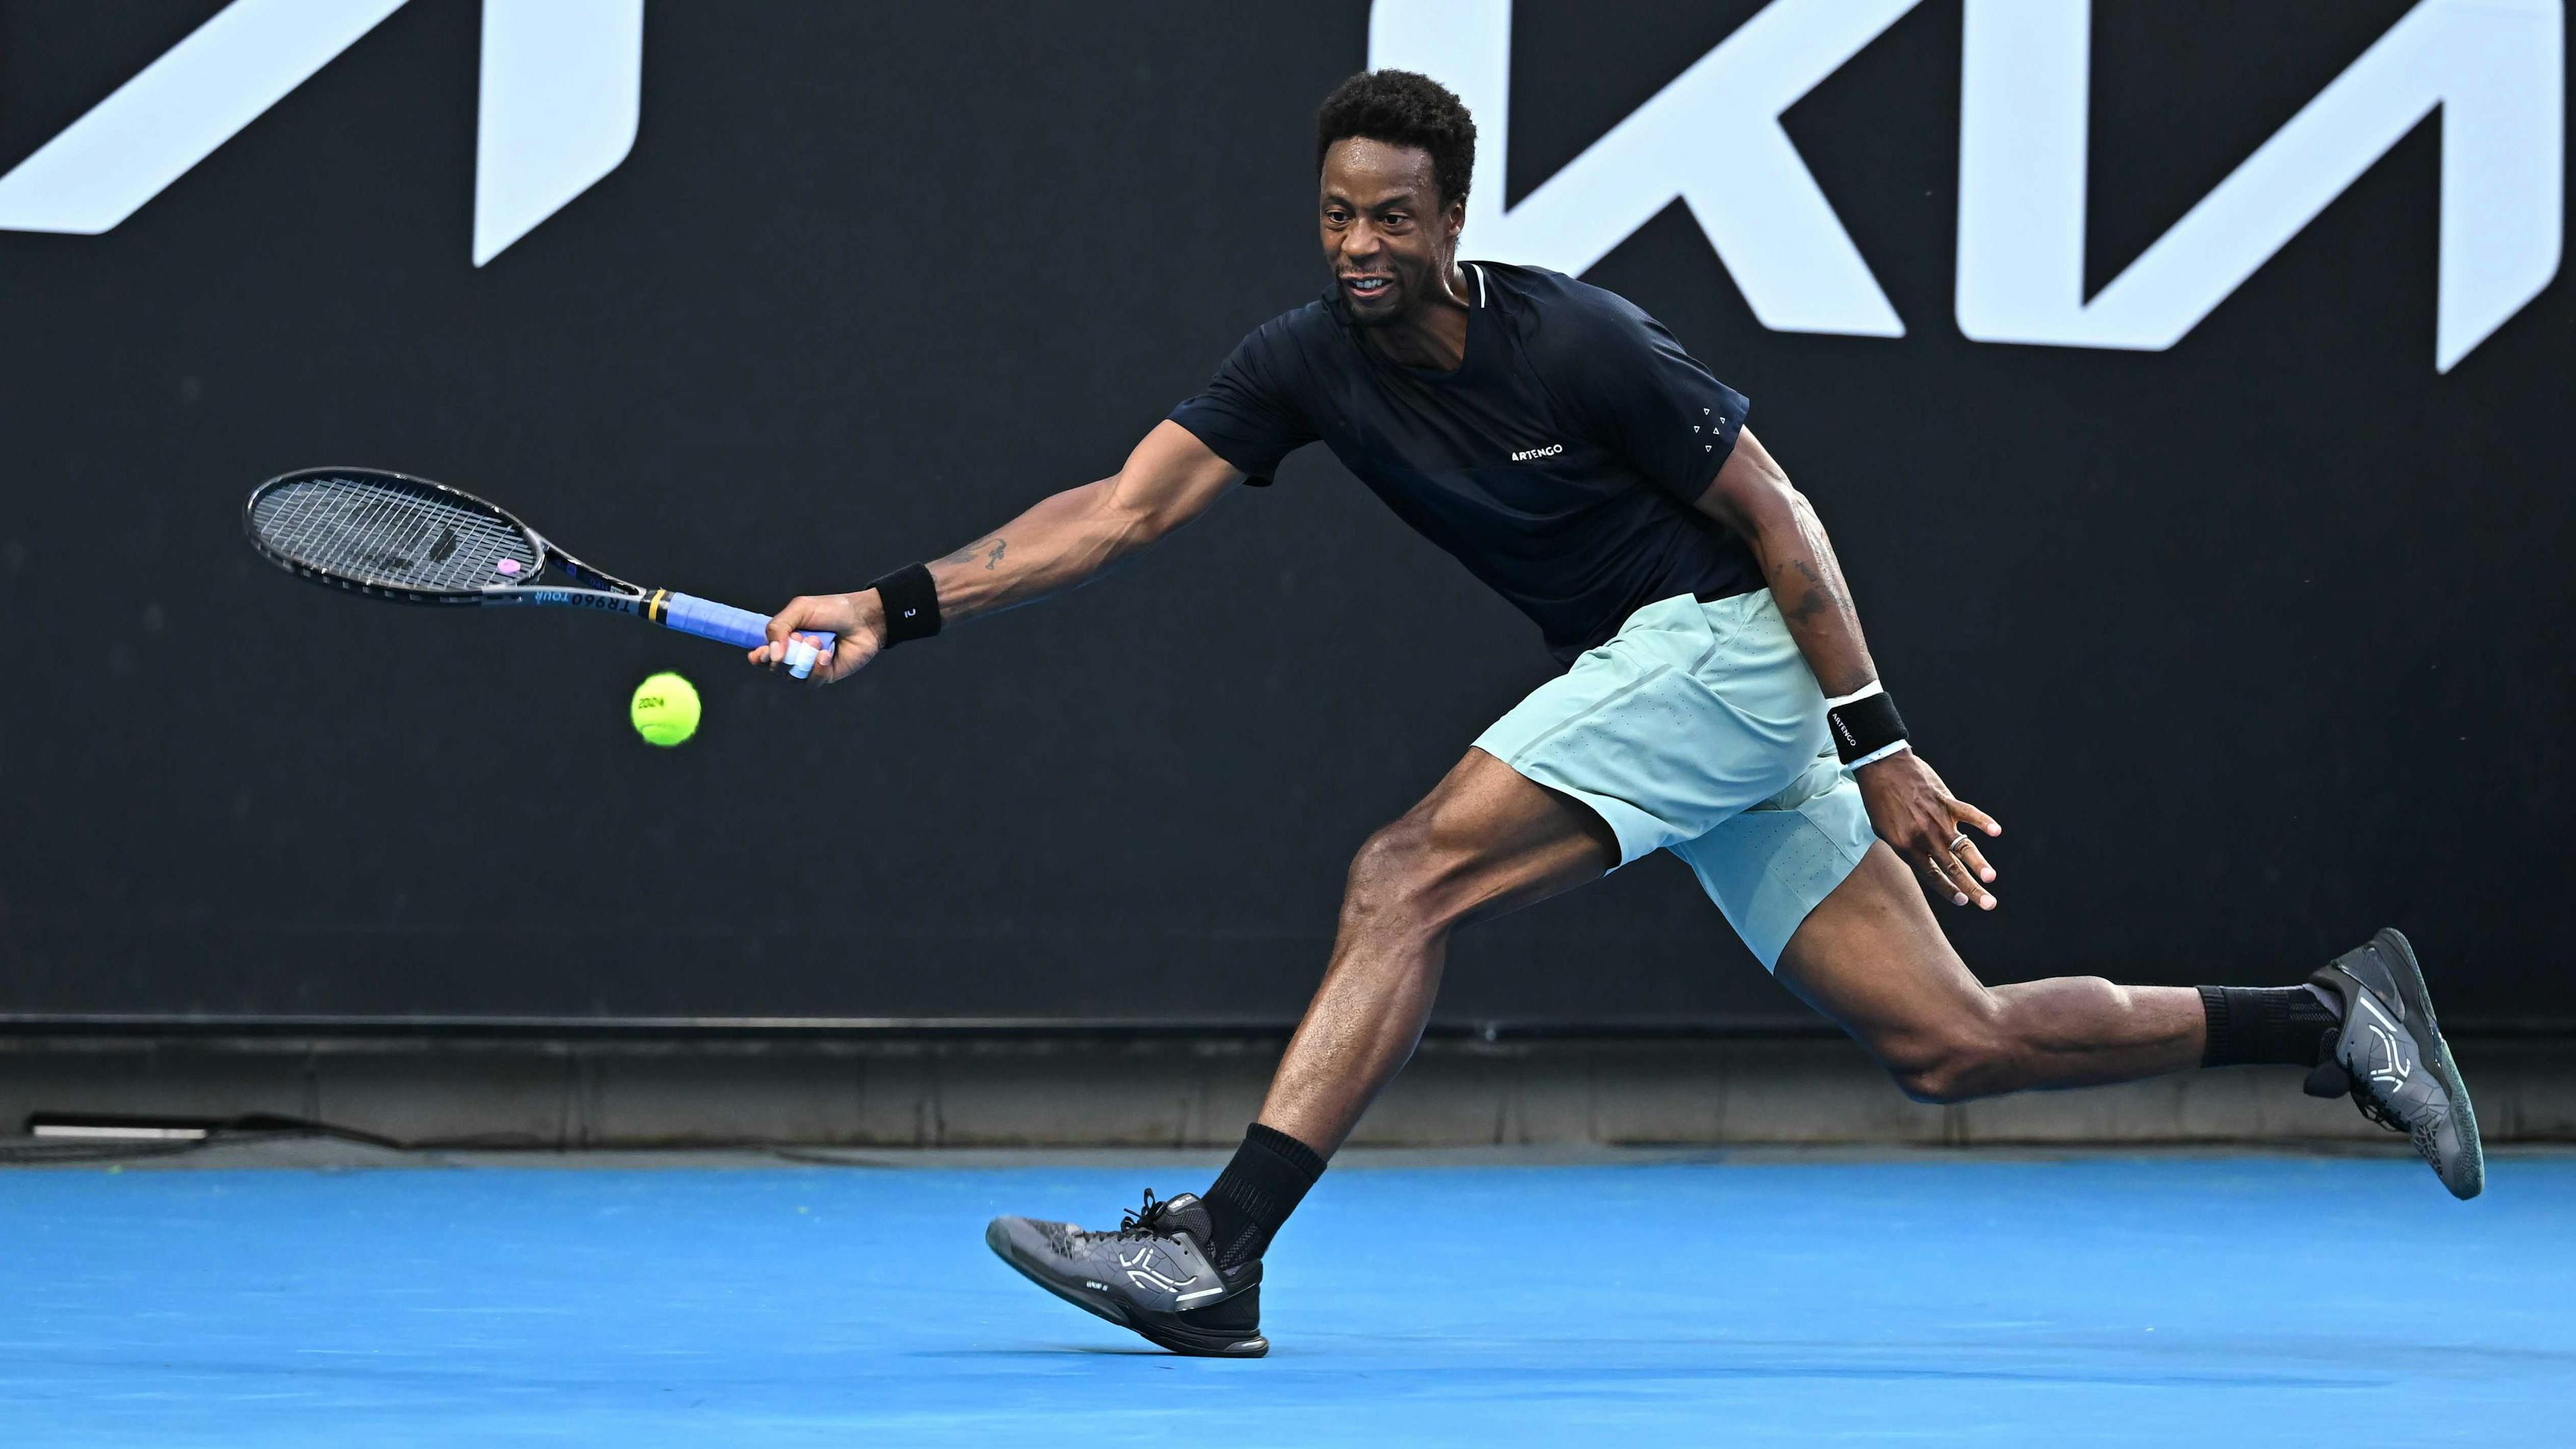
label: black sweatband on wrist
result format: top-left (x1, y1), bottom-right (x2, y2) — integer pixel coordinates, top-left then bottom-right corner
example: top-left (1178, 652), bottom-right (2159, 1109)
top-left (868, 563), bottom-right (941, 646)
top-left (1825, 688), bottom-right (1907, 765)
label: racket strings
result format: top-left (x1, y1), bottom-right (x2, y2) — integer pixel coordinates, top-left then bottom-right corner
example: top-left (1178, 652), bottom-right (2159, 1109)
top-left (252, 476), bottom-right (538, 592)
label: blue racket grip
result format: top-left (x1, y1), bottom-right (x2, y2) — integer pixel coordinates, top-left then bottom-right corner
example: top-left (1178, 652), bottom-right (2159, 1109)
top-left (662, 592), bottom-right (836, 676)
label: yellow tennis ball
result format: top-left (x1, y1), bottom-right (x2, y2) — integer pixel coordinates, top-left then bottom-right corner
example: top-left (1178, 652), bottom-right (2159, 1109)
top-left (630, 672), bottom-right (700, 747)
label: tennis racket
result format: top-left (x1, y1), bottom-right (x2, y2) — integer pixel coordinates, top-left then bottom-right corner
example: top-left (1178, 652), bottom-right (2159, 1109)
top-left (244, 466), bottom-right (832, 677)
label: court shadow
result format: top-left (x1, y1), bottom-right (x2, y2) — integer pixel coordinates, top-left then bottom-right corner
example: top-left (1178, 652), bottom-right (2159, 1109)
top-left (912, 1344), bottom-right (1288, 1359)
top-left (916, 1346), bottom-right (1157, 1358)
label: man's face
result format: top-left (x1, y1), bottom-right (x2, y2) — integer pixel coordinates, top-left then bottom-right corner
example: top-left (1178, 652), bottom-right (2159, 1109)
top-left (1319, 138), bottom-right (1460, 327)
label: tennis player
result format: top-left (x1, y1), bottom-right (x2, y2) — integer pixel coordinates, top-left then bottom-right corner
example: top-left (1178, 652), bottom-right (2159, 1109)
top-left (755, 71), bottom-right (2483, 1356)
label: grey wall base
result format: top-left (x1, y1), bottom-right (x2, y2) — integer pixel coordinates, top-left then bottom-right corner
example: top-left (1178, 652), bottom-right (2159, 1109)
top-left (3, 1034), bottom-right (2569, 1150)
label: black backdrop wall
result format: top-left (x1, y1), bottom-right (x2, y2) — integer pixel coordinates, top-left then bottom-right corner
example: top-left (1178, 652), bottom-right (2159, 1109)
top-left (1, 1), bottom-right (2567, 1026)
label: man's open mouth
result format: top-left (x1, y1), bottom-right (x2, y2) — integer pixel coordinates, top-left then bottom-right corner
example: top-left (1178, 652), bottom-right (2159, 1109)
top-left (1341, 275), bottom-right (1393, 299)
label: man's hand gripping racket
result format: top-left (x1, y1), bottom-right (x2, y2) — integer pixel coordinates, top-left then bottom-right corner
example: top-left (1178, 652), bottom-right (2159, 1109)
top-left (750, 592), bottom-right (890, 684)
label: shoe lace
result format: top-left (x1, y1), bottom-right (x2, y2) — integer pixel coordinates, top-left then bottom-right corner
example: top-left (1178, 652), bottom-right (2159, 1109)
top-left (1115, 1189), bottom-right (1178, 1240)
top-left (2304, 1042), bottom-right (2408, 1135)
top-left (2349, 1083), bottom-right (2407, 1134)
top-left (2304, 1006), bottom-right (2447, 1176)
top-left (1036, 1190), bottom-right (1179, 1254)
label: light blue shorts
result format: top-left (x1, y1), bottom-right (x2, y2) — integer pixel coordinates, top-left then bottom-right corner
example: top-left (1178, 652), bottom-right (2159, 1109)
top-left (1472, 590), bottom-right (1877, 969)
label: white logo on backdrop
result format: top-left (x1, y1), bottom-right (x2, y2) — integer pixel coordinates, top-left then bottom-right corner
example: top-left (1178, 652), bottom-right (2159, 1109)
top-left (0, 0), bottom-right (641, 267)
top-left (1371, 0), bottom-right (2563, 372)
top-left (1, 0), bottom-right (2555, 360)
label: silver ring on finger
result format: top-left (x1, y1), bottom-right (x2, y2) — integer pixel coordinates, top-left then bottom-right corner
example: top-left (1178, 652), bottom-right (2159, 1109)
top-left (1947, 834), bottom-right (1972, 855)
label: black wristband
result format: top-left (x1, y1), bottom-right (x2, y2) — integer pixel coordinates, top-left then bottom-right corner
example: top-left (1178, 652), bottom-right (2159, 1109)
top-left (1825, 688), bottom-right (1907, 765)
top-left (867, 563), bottom-right (941, 646)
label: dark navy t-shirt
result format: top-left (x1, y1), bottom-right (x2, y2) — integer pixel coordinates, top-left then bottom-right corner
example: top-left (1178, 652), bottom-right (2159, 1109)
top-left (1169, 262), bottom-right (1758, 665)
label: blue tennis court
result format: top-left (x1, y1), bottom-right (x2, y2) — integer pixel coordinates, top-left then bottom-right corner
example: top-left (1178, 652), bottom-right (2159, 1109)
top-left (5, 1150), bottom-right (2569, 1446)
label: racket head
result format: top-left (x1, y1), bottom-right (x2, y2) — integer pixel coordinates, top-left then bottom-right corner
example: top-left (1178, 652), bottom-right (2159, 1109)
top-left (244, 466), bottom-right (547, 603)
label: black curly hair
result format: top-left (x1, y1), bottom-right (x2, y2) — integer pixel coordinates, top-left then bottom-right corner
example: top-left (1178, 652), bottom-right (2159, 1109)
top-left (1315, 70), bottom-right (1478, 208)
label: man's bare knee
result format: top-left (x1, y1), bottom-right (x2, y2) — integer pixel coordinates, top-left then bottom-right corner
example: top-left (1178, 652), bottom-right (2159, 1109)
top-left (1875, 993), bottom-right (2013, 1105)
top-left (1887, 1041), bottom-right (2005, 1105)
top-left (1339, 816), bottom-right (1453, 938)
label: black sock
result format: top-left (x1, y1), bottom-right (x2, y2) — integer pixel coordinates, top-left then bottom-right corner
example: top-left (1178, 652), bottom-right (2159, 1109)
top-left (1201, 1123), bottom-right (1326, 1272)
top-left (2198, 983), bottom-right (2343, 1067)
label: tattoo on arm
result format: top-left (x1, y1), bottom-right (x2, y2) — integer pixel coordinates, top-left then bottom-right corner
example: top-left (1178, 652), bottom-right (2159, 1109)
top-left (1790, 498), bottom-right (1852, 598)
top-left (983, 539), bottom-right (1006, 570)
top-left (1781, 498), bottom-right (1858, 625)
top-left (938, 535), bottom-right (1006, 568)
top-left (1764, 488), bottom-right (1878, 695)
top-left (1781, 558), bottom-right (1837, 624)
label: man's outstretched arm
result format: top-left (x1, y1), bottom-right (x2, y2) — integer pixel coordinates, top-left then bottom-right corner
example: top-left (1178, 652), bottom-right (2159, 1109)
top-left (1692, 426), bottom-right (2001, 910)
top-left (752, 420), bottom-right (1242, 682)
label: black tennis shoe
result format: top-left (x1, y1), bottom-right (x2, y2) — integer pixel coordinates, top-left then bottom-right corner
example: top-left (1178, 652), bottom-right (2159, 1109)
top-left (2303, 928), bottom-right (2485, 1199)
top-left (985, 1190), bottom-right (1268, 1357)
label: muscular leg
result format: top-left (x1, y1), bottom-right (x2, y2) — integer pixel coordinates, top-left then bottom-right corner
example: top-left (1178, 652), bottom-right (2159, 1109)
top-left (985, 753), bottom-right (1612, 1354)
top-left (1776, 843), bottom-right (2204, 1103)
top-left (1256, 747), bottom-right (1617, 1153)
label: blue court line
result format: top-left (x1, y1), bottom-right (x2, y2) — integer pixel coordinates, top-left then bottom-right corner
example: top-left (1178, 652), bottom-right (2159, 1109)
top-left (1, 1154), bottom-right (2568, 1446)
